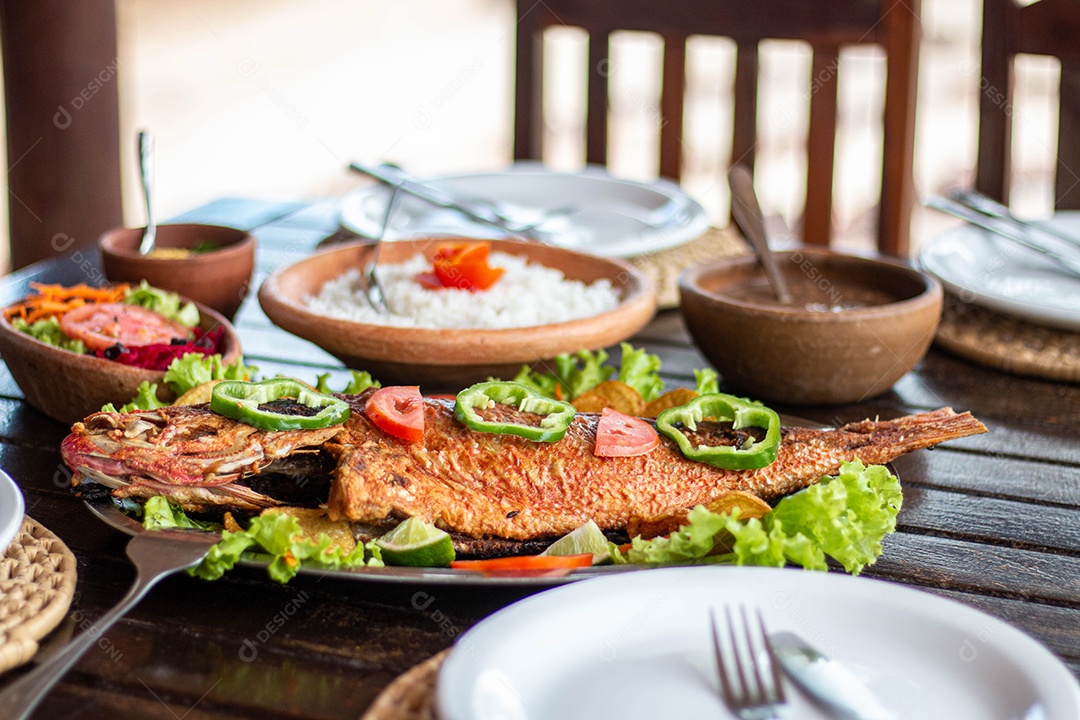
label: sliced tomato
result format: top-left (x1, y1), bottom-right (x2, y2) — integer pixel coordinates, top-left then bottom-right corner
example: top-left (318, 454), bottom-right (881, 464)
top-left (433, 261), bottom-right (505, 291)
top-left (364, 386), bottom-right (425, 443)
top-left (430, 241), bottom-right (505, 291)
top-left (433, 242), bottom-right (489, 265)
top-left (59, 302), bottom-right (189, 352)
top-left (451, 554), bottom-right (593, 577)
top-left (594, 407), bottom-right (660, 457)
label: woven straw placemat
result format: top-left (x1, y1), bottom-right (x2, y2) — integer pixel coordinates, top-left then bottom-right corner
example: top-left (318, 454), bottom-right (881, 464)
top-left (625, 225), bottom-right (751, 309)
top-left (935, 294), bottom-right (1080, 383)
top-left (361, 649), bottom-right (449, 720)
top-left (0, 516), bottom-right (78, 673)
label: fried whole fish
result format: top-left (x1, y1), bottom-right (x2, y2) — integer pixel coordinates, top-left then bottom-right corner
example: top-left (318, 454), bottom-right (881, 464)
top-left (61, 391), bottom-right (986, 542)
top-left (326, 395), bottom-right (986, 539)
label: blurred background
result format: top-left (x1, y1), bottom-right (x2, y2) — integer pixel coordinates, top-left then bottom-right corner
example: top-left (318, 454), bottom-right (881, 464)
top-left (0, 0), bottom-right (1063, 272)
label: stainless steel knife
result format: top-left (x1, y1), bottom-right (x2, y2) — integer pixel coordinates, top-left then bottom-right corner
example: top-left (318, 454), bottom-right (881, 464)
top-left (769, 631), bottom-right (895, 720)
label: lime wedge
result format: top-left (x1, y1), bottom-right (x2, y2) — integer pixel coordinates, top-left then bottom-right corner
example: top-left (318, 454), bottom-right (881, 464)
top-left (541, 520), bottom-right (617, 565)
top-left (375, 517), bottom-right (455, 567)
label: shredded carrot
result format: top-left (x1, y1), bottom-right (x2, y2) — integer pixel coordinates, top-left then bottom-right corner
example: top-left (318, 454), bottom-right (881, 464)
top-left (3, 282), bottom-right (130, 324)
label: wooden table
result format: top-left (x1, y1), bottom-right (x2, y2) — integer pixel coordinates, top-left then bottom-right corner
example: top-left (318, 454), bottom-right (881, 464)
top-left (1, 198), bottom-right (1077, 718)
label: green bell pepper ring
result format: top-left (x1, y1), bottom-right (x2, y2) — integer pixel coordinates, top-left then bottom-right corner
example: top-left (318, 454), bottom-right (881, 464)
top-left (454, 381), bottom-right (576, 443)
top-left (210, 379), bottom-right (350, 432)
top-left (655, 393), bottom-right (781, 470)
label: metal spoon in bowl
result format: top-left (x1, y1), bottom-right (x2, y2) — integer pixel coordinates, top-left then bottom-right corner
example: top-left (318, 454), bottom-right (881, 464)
top-left (728, 165), bottom-right (793, 305)
top-left (137, 130), bottom-right (157, 255)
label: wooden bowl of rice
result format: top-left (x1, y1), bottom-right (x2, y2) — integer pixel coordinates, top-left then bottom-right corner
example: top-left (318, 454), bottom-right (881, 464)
top-left (258, 238), bottom-right (657, 390)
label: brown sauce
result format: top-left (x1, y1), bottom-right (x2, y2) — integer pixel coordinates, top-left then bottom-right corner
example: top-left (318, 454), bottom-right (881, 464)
top-left (722, 275), bottom-right (899, 312)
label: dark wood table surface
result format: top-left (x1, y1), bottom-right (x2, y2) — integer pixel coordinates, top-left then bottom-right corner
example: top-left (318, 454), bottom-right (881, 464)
top-left (0, 198), bottom-right (1077, 719)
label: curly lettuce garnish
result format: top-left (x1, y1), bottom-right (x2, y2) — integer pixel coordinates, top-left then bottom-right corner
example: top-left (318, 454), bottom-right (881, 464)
top-left (101, 381), bottom-right (167, 414)
top-left (694, 368), bottom-right (719, 395)
top-left (141, 501), bottom-right (383, 583)
top-left (11, 317), bottom-right (87, 354)
top-left (617, 343), bottom-right (663, 402)
top-left (315, 369), bottom-right (381, 395)
top-left (627, 460), bottom-right (902, 575)
top-left (162, 353), bottom-right (257, 397)
top-left (123, 280), bottom-right (200, 327)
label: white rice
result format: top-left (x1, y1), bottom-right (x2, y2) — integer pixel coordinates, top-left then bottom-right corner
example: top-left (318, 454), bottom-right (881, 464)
top-left (305, 251), bottom-right (620, 329)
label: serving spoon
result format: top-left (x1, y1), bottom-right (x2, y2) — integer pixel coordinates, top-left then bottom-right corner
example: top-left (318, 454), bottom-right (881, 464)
top-left (0, 501), bottom-right (219, 720)
top-left (137, 130), bottom-right (157, 255)
top-left (727, 165), bottom-right (793, 304)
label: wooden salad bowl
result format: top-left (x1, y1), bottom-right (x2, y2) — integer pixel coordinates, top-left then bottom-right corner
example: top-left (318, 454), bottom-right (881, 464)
top-left (258, 238), bottom-right (657, 390)
top-left (0, 299), bottom-right (242, 425)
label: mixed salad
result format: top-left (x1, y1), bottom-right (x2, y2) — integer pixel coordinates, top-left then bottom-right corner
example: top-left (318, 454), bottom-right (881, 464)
top-left (4, 281), bottom-right (228, 371)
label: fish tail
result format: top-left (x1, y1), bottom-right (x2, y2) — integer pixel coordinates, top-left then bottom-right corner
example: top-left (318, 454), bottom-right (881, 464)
top-left (837, 408), bottom-right (987, 464)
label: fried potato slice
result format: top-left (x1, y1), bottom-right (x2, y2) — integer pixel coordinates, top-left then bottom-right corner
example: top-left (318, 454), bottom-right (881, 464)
top-left (572, 380), bottom-right (645, 416)
top-left (264, 507), bottom-right (357, 553)
top-left (642, 387), bottom-right (698, 417)
top-left (173, 380), bottom-right (223, 406)
top-left (704, 491), bottom-right (772, 520)
top-left (626, 491), bottom-right (772, 540)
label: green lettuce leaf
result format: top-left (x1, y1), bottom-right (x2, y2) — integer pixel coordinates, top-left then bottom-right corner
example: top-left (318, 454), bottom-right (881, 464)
top-left (694, 368), bottom-right (719, 395)
top-left (162, 353), bottom-right (257, 397)
top-left (506, 365), bottom-right (561, 398)
top-left (617, 343), bottom-right (663, 402)
top-left (101, 381), bottom-right (167, 413)
top-left (626, 460), bottom-right (901, 575)
top-left (124, 280), bottom-right (200, 327)
top-left (555, 348), bottom-right (614, 399)
top-left (189, 510), bottom-right (381, 583)
top-left (12, 317), bottom-right (87, 353)
top-left (142, 496), bottom-right (222, 532)
top-left (767, 460), bottom-right (901, 574)
top-left (314, 370), bottom-right (381, 395)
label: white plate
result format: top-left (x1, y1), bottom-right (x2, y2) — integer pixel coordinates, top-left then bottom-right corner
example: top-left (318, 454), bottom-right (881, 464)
top-left (338, 163), bottom-right (710, 258)
top-left (0, 469), bottom-right (25, 551)
top-left (918, 213), bottom-right (1080, 330)
top-left (436, 566), bottom-right (1080, 720)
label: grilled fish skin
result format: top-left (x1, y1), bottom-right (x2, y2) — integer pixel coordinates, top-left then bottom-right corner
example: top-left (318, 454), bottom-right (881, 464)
top-left (326, 396), bottom-right (987, 540)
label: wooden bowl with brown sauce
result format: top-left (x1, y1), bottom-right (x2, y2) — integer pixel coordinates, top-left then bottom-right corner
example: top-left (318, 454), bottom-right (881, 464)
top-left (679, 248), bottom-right (943, 405)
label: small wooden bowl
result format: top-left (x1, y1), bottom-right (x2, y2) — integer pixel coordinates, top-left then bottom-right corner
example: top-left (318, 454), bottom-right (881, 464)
top-left (679, 248), bottom-right (943, 405)
top-left (99, 224), bottom-right (255, 319)
top-left (258, 239), bottom-right (657, 390)
top-left (0, 300), bottom-right (243, 425)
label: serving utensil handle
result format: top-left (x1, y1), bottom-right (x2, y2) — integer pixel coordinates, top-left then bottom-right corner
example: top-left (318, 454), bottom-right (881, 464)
top-left (137, 130), bottom-right (157, 255)
top-left (0, 532), bottom-right (213, 720)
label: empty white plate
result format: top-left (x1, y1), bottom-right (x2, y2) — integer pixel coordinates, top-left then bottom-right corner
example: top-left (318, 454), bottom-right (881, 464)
top-left (338, 163), bottom-right (710, 258)
top-left (0, 468), bottom-right (25, 551)
top-left (919, 213), bottom-right (1080, 331)
top-left (436, 566), bottom-right (1080, 720)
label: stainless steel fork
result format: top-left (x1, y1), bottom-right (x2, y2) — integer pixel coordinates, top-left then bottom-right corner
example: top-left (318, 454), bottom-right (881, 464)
top-left (710, 606), bottom-right (787, 719)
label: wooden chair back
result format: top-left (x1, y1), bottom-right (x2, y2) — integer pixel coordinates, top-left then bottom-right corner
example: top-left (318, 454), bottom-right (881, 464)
top-left (976, 0), bottom-right (1080, 210)
top-left (514, 0), bottom-right (921, 256)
